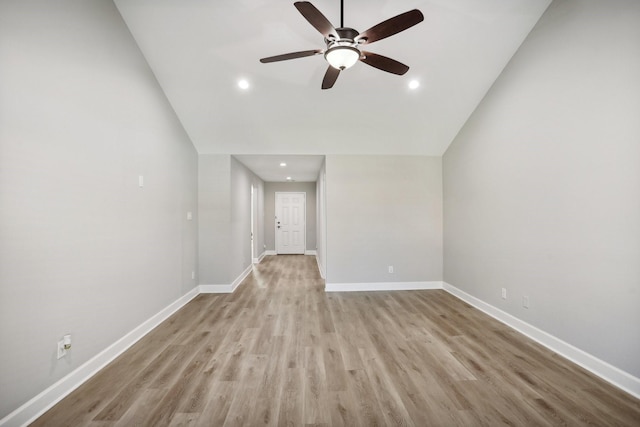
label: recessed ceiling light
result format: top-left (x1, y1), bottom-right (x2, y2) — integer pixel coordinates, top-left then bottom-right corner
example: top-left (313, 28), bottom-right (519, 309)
top-left (280, 162), bottom-right (287, 167)
top-left (286, 176), bottom-right (292, 181)
top-left (238, 79), bottom-right (250, 90)
top-left (408, 79), bottom-right (420, 90)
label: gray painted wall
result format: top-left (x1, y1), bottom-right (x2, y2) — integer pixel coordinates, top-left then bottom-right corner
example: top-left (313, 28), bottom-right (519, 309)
top-left (443, 0), bottom-right (640, 378)
top-left (316, 161), bottom-right (327, 277)
top-left (198, 155), bottom-right (232, 284)
top-left (264, 182), bottom-right (317, 252)
top-left (0, 0), bottom-right (198, 418)
top-left (199, 155), bottom-right (265, 284)
top-left (230, 157), bottom-right (265, 277)
top-left (325, 155), bottom-right (443, 284)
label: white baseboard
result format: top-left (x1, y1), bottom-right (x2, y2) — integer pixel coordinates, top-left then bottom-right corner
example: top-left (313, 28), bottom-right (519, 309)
top-left (265, 250), bottom-right (316, 256)
top-left (442, 282), bottom-right (640, 399)
top-left (263, 250), bottom-right (316, 256)
top-left (0, 287), bottom-right (200, 427)
top-left (199, 263), bottom-right (253, 294)
top-left (198, 283), bottom-right (234, 293)
top-left (230, 264), bottom-right (253, 292)
top-left (315, 256), bottom-right (326, 279)
top-left (252, 251), bottom-right (266, 264)
top-left (325, 281), bottom-right (443, 292)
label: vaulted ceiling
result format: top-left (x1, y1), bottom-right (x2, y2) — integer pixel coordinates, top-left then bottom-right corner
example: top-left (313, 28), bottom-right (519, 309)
top-left (114, 0), bottom-right (550, 180)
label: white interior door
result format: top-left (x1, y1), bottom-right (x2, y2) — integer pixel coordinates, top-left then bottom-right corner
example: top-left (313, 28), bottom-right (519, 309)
top-left (275, 192), bottom-right (306, 255)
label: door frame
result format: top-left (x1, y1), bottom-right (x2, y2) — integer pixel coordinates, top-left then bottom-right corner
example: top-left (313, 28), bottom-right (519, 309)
top-left (250, 184), bottom-right (256, 263)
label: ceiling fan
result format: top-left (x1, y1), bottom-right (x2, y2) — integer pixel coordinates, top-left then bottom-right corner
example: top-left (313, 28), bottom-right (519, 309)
top-left (260, 1), bottom-right (424, 89)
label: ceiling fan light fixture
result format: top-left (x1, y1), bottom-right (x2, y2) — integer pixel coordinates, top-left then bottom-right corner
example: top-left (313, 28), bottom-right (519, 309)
top-left (325, 45), bottom-right (360, 70)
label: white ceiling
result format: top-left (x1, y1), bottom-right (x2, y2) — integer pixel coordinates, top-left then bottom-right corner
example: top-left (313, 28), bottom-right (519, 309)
top-left (114, 0), bottom-right (550, 181)
top-left (234, 154), bottom-right (325, 182)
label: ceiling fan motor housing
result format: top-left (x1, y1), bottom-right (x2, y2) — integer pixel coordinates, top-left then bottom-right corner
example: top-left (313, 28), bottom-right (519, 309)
top-left (324, 27), bottom-right (362, 70)
top-left (326, 27), bottom-right (360, 46)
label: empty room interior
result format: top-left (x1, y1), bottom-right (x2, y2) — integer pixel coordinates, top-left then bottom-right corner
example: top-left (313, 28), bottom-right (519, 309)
top-left (1, 0), bottom-right (639, 425)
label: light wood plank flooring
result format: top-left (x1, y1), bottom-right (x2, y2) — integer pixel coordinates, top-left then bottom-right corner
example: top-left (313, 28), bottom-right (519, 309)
top-left (32, 255), bottom-right (640, 426)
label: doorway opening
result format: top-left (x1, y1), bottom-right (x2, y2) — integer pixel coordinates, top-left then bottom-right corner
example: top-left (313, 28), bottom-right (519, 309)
top-left (251, 184), bottom-right (256, 263)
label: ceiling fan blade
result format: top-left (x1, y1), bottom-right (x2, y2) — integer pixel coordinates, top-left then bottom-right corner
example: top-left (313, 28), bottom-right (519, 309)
top-left (356, 9), bottom-right (424, 45)
top-left (260, 49), bottom-right (323, 63)
top-left (294, 1), bottom-right (338, 39)
top-left (321, 66), bottom-right (340, 89)
top-left (360, 52), bottom-right (409, 75)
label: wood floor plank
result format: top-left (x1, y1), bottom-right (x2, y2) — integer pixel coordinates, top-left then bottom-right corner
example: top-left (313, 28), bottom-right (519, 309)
top-left (247, 397), bottom-right (279, 426)
top-left (93, 344), bottom-right (184, 421)
top-left (320, 332), bottom-right (347, 392)
top-left (113, 388), bottom-right (167, 427)
top-left (277, 368), bottom-right (304, 426)
top-left (360, 353), bottom-right (414, 426)
top-left (31, 255), bottom-right (640, 427)
top-left (302, 346), bottom-right (329, 425)
top-left (221, 385), bottom-right (254, 427)
top-left (326, 391), bottom-right (360, 427)
top-left (193, 381), bottom-right (237, 427)
top-left (344, 368), bottom-right (387, 426)
top-left (257, 336), bottom-right (287, 399)
top-left (167, 412), bottom-right (199, 427)
top-left (142, 336), bottom-right (218, 426)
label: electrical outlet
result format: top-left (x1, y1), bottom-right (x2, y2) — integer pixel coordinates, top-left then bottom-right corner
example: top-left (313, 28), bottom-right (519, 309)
top-left (523, 296), bottom-right (530, 309)
top-left (388, 266), bottom-right (394, 274)
top-left (57, 340), bottom-right (66, 359)
top-left (191, 271), bottom-right (195, 280)
top-left (501, 288), bottom-right (507, 299)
